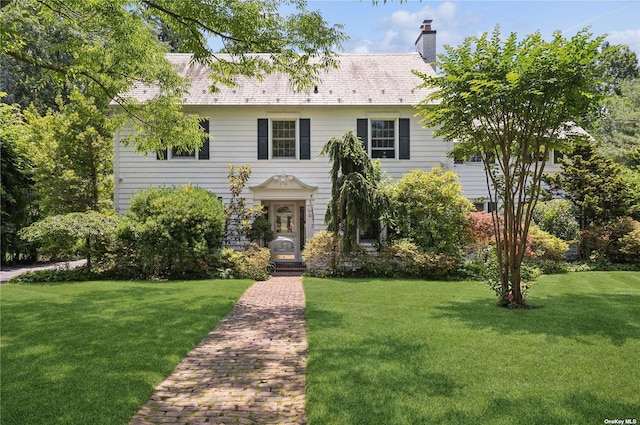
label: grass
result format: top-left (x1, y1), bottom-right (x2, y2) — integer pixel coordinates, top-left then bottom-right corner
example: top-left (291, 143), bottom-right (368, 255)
top-left (0, 279), bottom-right (253, 425)
top-left (304, 272), bottom-right (640, 425)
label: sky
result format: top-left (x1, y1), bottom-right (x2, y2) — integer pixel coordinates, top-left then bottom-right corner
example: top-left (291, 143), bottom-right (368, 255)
top-left (303, 0), bottom-right (640, 57)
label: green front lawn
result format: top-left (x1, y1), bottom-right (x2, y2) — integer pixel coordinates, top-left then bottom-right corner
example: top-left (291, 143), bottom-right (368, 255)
top-left (305, 272), bottom-right (640, 425)
top-left (0, 279), bottom-right (253, 425)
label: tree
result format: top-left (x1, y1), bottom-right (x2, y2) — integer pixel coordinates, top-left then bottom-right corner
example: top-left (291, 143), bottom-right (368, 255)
top-left (415, 27), bottom-right (603, 307)
top-left (321, 130), bottom-right (386, 254)
top-left (0, 8), bottom-right (73, 114)
top-left (545, 140), bottom-right (637, 228)
top-left (0, 97), bottom-right (36, 263)
top-left (591, 78), bottom-right (640, 164)
top-left (1, 0), bottom-right (346, 154)
top-left (23, 90), bottom-right (114, 215)
top-left (224, 164), bottom-right (264, 248)
top-left (596, 42), bottom-right (639, 95)
top-left (387, 168), bottom-right (473, 256)
top-left (19, 211), bottom-right (120, 271)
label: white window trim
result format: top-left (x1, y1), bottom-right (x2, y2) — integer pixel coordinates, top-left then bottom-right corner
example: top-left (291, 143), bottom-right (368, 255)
top-left (452, 142), bottom-right (493, 166)
top-left (161, 115), bottom-right (209, 160)
top-left (270, 118), bottom-right (299, 160)
top-left (369, 118), bottom-right (398, 160)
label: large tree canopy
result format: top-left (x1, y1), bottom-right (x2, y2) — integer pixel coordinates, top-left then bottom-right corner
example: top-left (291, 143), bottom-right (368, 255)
top-left (597, 41), bottom-right (639, 95)
top-left (0, 0), bottom-right (346, 153)
top-left (415, 27), bottom-right (603, 306)
top-left (591, 78), bottom-right (640, 164)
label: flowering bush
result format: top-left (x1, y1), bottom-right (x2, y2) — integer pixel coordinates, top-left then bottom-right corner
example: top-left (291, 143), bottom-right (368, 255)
top-left (467, 212), bottom-right (535, 259)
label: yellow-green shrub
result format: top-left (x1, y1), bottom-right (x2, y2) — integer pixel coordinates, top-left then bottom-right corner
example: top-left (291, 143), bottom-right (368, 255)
top-left (217, 243), bottom-right (271, 280)
top-left (529, 225), bottom-right (569, 262)
top-left (302, 231), bottom-right (341, 277)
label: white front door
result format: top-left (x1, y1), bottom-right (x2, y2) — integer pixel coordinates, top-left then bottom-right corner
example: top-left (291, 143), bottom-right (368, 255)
top-left (270, 202), bottom-right (300, 261)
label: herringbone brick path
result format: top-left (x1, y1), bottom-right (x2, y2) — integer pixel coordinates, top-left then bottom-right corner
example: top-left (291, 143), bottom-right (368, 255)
top-left (129, 276), bottom-right (307, 425)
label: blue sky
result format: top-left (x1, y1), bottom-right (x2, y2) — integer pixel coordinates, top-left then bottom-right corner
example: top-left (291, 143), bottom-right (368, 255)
top-left (306, 1), bottom-right (640, 56)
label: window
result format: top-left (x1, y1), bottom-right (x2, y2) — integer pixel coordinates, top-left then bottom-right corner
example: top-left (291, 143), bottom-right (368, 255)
top-left (468, 153), bottom-right (483, 163)
top-left (356, 118), bottom-right (410, 160)
top-left (452, 146), bottom-right (494, 165)
top-left (257, 118), bottom-right (311, 160)
top-left (473, 201), bottom-right (498, 213)
top-left (528, 149), bottom-right (549, 162)
top-left (371, 120), bottom-right (395, 158)
top-left (553, 150), bottom-right (564, 164)
top-left (156, 119), bottom-right (210, 160)
top-left (272, 120), bottom-right (296, 158)
top-left (172, 147), bottom-right (196, 158)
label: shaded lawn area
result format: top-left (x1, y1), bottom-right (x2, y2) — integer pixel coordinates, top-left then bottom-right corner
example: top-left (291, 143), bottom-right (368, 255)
top-left (0, 279), bottom-right (253, 425)
top-left (305, 272), bottom-right (640, 425)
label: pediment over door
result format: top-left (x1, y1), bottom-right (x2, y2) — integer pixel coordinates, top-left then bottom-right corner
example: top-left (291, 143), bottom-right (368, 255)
top-left (250, 172), bottom-right (318, 193)
top-left (250, 172), bottom-right (317, 201)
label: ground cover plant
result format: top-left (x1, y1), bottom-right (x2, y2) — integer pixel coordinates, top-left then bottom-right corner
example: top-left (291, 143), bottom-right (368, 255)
top-left (305, 272), bottom-right (640, 425)
top-left (0, 279), bottom-right (252, 425)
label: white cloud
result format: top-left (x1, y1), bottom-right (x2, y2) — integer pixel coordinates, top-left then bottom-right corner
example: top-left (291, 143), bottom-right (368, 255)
top-left (345, 1), bottom-right (480, 54)
top-left (606, 29), bottom-right (640, 57)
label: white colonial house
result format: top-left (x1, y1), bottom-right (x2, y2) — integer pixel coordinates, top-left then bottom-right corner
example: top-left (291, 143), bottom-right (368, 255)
top-left (113, 20), bottom-right (563, 263)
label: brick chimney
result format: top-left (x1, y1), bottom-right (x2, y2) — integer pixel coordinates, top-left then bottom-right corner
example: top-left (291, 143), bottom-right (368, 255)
top-left (415, 19), bottom-right (436, 65)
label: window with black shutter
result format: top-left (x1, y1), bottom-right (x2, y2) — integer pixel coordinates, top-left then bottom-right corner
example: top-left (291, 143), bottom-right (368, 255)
top-left (357, 118), bottom-right (368, 154)
top-left (358, 118), bottom-right (410, 159)
top-left (157, 117), bottom-right (210, 160)
top-left (257, 118), bottom-right (310, 160)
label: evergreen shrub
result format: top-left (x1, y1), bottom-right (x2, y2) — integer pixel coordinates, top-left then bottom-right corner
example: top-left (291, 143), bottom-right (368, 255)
top-left (114, 185), bottom-right (225, 279)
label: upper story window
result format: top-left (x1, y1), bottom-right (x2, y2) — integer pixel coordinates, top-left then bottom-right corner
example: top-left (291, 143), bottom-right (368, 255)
top-left (172, 147), bottom-right (196, 158)
top-left (156, 119), bottom-right (210, 161)
top-left (257, 118), bottom-right (311, 160)
top-left (356, 118), bottom-right (410, 160)
top-left (272, 120), bottom-right (296, 158)
top-left (371, 120), bottom-right (395, 159)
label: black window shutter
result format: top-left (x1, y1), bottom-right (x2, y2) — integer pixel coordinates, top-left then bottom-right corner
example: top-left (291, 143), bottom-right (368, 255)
top-left (399, 118), bottom-right (410, 160)
top-left (198, 119), bottom-right (210, 160)
top-left (299, 118), bottom-right (311, 160)
top-left (357, 118), bottom-right (368, 153)
top-left (257, 118), bottom-right (269, 160)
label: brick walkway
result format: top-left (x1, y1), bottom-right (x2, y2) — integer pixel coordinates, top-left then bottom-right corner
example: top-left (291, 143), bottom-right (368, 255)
top-left (130, 276), bottom-right (307, 425)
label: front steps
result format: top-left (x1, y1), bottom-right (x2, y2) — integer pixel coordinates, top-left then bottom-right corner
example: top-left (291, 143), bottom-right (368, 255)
top-left (273, 262), bottom-right (306, 277)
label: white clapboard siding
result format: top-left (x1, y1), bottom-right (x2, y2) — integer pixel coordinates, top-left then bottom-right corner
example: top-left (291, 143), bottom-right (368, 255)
top-left (116, 104), bottom-right (547, 239)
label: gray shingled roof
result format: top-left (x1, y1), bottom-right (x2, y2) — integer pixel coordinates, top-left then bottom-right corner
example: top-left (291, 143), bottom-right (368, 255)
top-left (124, 53), bottom-right (437, 106)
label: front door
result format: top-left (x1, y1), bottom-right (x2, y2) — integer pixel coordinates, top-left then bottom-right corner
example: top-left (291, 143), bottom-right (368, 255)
top-left (270, 202), bottom-right (300, 261)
